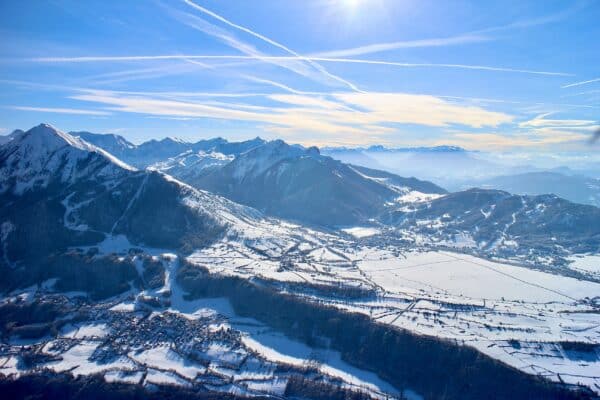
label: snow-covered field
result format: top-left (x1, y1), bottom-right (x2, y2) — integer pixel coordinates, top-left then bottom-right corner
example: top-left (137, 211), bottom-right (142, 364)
top-left (188, 237), bottom-right (600, 394)
top-left (357, 250), bottom-right (598, 302)
top-left (342, 227), bottom-right (382, 238)
top-left (568, 254), bottom-right (600, 278)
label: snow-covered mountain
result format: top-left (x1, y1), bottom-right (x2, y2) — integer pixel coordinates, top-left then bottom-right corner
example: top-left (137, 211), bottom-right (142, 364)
top-left (75, 131), bottom-right (265, 168)
top-left (0, 124), bottom-right (270, 285)
top-left (383, 188), bottom-right (600, 264)
top-left (186, 140), bottom-right (446, 227)
top-left (1, 124), bottom-right (134, 196)
top-left (148, 150), bottom-right (234, 181)
top-left (2, 124), bottom-right (599, 399)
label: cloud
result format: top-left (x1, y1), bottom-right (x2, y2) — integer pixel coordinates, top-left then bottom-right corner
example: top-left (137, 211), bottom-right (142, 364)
top-left (560, 89), bottom-right (600, 98)
top-left (308, 57), bottom-right (573, 77)
top-left (477, 1), bottom-right (588, 33)
top-left (242, 76), bottom-right (319, 96)
top-left (427, 108), bottom-right (598, 150)
top-left (519, 113), bottom-right (600, 139)
top-left (561, 77), bottom-right (600, 89)
top-left (334, 92), bottom-right (513, 128)
top-left (496, 113), bottom-right (600, 147)
top-left (312, 34), bottom-right (491, 58)
top-left (268, 94), bottom-right (358, 112)
top-left (445, 131), bottom-right (590, 151)
top-left (519, 113), bottom-right (598, 130)
top-left (68, 89), bottom-right (513, 145)
top-left (25, 54), bottom-right (573, 77)
top-left (304, 1), bottom-right (586, 63)
top-left (7, 106), bottom-right (111, 116)
top-left (83, 63), bottom-right (206, 85)
top-left (178, 0), bottom-right (362, 92)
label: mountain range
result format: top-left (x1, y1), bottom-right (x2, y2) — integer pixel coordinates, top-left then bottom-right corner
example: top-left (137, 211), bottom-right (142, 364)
top-left (1, 124), bottom-right (599, 399)
top-left (73, 130), bottom-right (447, 227)
top-left (471, 171), bottom-right (600, 207)
top-left (68, 130), bottom-right (600, 258)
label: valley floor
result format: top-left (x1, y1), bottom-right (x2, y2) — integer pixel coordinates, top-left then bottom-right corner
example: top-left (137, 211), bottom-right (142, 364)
top-left (187, 232), bottom-right (600, 395)
top-left (1, 226), bottom-right (598, 398)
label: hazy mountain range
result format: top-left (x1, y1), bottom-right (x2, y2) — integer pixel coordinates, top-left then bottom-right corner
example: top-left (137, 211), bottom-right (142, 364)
top-left (323, 144), bottom-right (600, 207)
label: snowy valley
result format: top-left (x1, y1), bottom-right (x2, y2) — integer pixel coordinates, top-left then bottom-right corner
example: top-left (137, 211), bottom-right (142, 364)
top-left (0, 125), bottom-right (598, 399)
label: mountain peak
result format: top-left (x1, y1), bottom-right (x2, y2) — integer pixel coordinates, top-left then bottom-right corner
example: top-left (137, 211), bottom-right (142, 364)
top-left (162, 136), bottom-right (189, 144)
top-left (0, 124), bottom-right (136, 195)
top-left (20, 123), bottom-right (93, 153)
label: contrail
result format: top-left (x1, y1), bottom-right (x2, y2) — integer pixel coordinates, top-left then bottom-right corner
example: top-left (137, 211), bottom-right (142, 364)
top-left (181, 0), bottom-right (363, 92)
top-left (312, 34), bottom-right (491, 58)
top-left (26, 55), bottom-right (573, 76)
top-left (562, 77), bottom-right (600, 88)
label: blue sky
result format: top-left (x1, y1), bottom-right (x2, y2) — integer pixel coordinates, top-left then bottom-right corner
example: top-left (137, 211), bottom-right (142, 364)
top-left (0, 0), bottom-right (598, 150)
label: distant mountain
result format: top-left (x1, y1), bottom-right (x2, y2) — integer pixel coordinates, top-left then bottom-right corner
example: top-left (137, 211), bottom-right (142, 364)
top-left (322, 145), bottom-right (498, 188)
top-left (383, 188), bottom-right (600, 258)
top-left (366, 145), bottom-right (466, 153)
top-left (72, 131), bottom-right (265, 168)
top-left (133, 137), bottom-right (195, 167)
top-left (322, 145), bottom-right (467, 153)
top-left (0, 129), bottom-right (24, 145)
top-left (72, 131), bottom-right (136, 160)
top-left (180, 140), bottom-right (446, 227)
top-left (474, 171), bottom-right (600, 207)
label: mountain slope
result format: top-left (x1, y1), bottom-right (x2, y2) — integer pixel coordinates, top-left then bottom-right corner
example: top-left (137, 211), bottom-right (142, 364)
top-left (148, 150), bottom-right (234, 182)
top-left (184, 140), bottom-right (446, 227)
top-left (72, 131), bottom-right (136, 161)
top-left (0, 124), bottom-right (249, 284)
top-left (350, 164), bottom-right (447, 195)
top-left (384, 188), bottom-right (600, 260)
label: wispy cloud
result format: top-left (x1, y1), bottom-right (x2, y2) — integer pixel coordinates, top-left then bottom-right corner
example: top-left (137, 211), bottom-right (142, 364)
top-left (444, 130), bottom-right (590, 151)
top-left (242, 76), bottom-right (318, 96)
top-left (476, 0), bottom-right (588, 33)
top-left (560, 89), bottom-right (600, 98)
top-left (561, 77), bottom-right (600, 88)
top-left (502, 113), bottom-right (600, 149)
top-left (312, 1), bottom-right (585, 59)
top-left (25, 54), bottom-right (573, 77)
top-left (519, 113), bottom-right (598, 130)
top-left (67, 88), bottom-right (512, 144)
top-left (312, 34), bottom-right (491, 58)
top-left (335, 92), bottom-right (513, 128)
top-left (178, 0), bottom-right (362, 92)
top-left (308, 57), bottom-right (573, 77)
top-left (83, 63), bottom-right (206, 85)
top-left (7, 105), bottom-right (111, 115)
